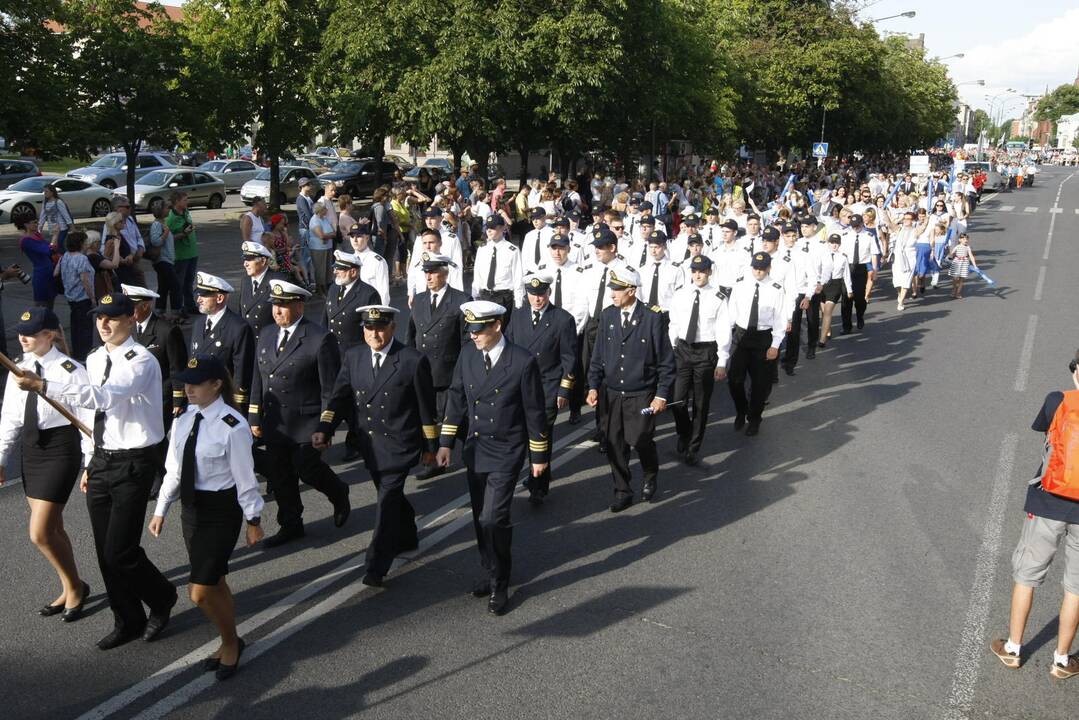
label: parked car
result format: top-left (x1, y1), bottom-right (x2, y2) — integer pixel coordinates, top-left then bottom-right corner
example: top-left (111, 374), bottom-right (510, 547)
top-left (197, 159), bottom-right (260, 191)
top-left (240, 166), bottom-right (319, 206)
top-left (963, 161), bottom-right (1005, 193)
top-left (177, 151), bottom-right (209, 167)
top-left (0, 176), bottom-right (114, 226)
top-left (385, 155), bottom-right (415, 172)
top-left (66, 151), bottom-right (176, 190)
top-left (317, 158), bottom-right (398, 201)
top-left (0, 158), bottom-right (41, 189)
top-left (128, 169), bottom-right (226, 213)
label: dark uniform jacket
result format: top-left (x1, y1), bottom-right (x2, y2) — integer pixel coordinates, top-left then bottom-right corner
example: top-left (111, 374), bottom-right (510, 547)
top-left (190, 307), bottom-right (255, 410)
top-left (238, 270), bottom-right (288, 340)
top-left (249, 316), bottom-right (341, 444)
top-left (587, 302), bottom-right (676, 399)
top-left (406, 286), bottom-right (470, 389)
top-left (135, 312), bottom-right (188, 423)
top-left (440, 341), bottom-right (549, 473)
top-left (504, 303), bottom-right (577, 407)
top-left (319, 279), bottom-right (381, 352)
top-left (320, 339), bottom-right (438, 472)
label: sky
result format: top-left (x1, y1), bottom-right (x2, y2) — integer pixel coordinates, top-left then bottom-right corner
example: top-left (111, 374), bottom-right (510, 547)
top-left (855, 0), bottom-right (1079, 119)
top-left (160, 0), bottom-right (1079, 122)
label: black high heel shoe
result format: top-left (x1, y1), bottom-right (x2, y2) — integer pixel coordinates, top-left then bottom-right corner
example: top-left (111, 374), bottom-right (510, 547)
top-left (215, 638), bottom-right (246, 681)
top-left (61, 581), bottom-right (91, 623)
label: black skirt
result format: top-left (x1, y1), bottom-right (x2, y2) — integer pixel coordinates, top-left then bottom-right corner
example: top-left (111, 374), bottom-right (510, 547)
top-left (22, 425), bottom-right (82, 504)
top-left (821, 278), bottom-right (845, 304)
top-left (181, 487), bottom-right (243, 585)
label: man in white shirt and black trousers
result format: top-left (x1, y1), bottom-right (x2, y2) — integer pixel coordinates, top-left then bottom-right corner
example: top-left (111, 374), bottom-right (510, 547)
top-left (471, 214), bottom-right (523, 325)
top-left (839, 213), bottom-right (877, 333)
top-left (23, 292), bottom-right (177, 650)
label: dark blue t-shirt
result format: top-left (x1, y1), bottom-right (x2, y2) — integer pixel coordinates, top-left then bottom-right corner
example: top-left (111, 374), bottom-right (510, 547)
top-left (1024, 391), bottom-right (1079, 523)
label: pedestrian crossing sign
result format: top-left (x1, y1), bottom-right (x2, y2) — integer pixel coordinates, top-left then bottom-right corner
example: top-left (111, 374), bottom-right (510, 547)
top-left (812, 142), bottom-right (829, 158)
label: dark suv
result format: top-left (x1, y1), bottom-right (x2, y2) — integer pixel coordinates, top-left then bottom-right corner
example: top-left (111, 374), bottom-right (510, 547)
top-left (0, 159), bottom-right (40, 189)
top-left (317, 158), bottom-right (398, 201)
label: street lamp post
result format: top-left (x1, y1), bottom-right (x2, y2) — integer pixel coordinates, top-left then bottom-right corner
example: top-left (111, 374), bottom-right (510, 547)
top-left (869, 11), bottom-right (916, 22)
top-left (932, 53), bottom-right (966, 61)
top-left (956, 80), bottom-right (986, 87)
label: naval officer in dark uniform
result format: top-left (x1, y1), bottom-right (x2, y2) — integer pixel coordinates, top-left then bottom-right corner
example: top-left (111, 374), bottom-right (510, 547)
top-left (406, 252), bottom-right (469, 479)
top-left (249, 279), bottom-right (351, 548)
top-left (315, 305), bottom-right (438, 587)
top-left (319, 249), bottom-right (380, 461)
top-left (190, 272), bottom-right (255, 415)
top-left (586, 265), bottom-right (676, 511)
top-left (504, 272), bottom-right (577, 504)
top-left (237, 241), bottom-right (287, 340)
top-left (435, 301), bottom-right (549, 615)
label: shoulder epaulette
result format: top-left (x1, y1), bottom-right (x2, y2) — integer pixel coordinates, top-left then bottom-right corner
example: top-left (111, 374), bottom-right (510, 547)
top-left (616, 254), bottom-right (624, 260)
top-left (536, 263), bottom-right (547, 270)
top-left (650, 305), bottom-right (662, 313)
top-left (582, 264), bottom-right (592, 270)
top-left (672, 261), bottom-right (681, 267)
top-left (735, 276), bottom-right (745, 283)
top-left (802, 246), bottom-right (810, 253)
top-left (61, 359), bottom-right (77, 373)
top-left (125, 349), bottom-right (137, 360)
top-left (772, 282), bottom-right (783, 290)
top-left (506, 244), bottom-right (518, 251)
top-left (221, 414), bottom-right (239, 428)
top-left (715, 291), bottom-right (725, 299)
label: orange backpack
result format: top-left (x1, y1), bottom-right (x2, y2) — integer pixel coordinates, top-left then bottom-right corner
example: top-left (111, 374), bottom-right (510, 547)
top-left (1041, 391), bottom-right (1079, 501)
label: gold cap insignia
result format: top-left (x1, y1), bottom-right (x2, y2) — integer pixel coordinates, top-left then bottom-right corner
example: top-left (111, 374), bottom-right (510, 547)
top-left (272, 284), bottom-right (283, 295)
top-left (101, 295), bottom-right (113, 304)
top-left (369, 309), bottom-right (381, 319)
top-left (422, 252), bottom-right (430, 261)
top-left (530, 278), bottom-right (541, 288)
top-left (187, 358), bottom-right (198, 368)
top-left (20, 311), bottom-right (30, 321)
top-left (464, 309), bottom-right (477, 322)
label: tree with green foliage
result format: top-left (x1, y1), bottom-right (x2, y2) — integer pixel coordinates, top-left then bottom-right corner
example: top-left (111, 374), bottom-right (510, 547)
top-left (180, 0), bottom-right (330, 209)
top-left (1034, 84), bottom-right (1079, 125)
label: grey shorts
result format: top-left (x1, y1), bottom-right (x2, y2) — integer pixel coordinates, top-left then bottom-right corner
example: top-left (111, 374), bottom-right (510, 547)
top-left (1011, 513), bottom-right (1079, 595)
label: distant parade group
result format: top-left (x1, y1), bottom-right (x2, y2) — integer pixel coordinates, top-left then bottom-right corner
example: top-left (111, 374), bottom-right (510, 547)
top-left (1, 169), bottom-right (979, 679)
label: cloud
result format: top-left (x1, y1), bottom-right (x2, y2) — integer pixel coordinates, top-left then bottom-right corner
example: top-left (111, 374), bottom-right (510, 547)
top-left (951, 8), bottom-right (1079, 111)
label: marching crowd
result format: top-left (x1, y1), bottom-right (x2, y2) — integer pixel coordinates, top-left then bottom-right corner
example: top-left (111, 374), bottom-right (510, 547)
top-left (0, 152), bottom-right (999, 680)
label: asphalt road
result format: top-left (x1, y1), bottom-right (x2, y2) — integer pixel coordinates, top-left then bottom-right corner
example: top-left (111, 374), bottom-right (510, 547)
top-left (1, 171), bottom-right (1077, 719)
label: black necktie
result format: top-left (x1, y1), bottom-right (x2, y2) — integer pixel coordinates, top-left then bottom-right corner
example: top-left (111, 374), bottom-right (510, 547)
top-left (785, 250), bottom-right (791, 261)
top-left (532, 310), bottom-right (540, 327)
top-left (180, 412), bottom-right (203, 504)
top-left (252, 279), bottom-right (259, 295)
top-left (648, 263), bottom-right (660, 306)
top-left (554, 269), bottom-right (562, 307)
top-left (686, 290), bottom-right (700, 343)
top-left (622, 311), bottom-right (630, 329)
top-left (337, 284), bottom-right (345, 301)
top-left (639, 244), bottom-right (647, 267)
top-left (534, 233), bottom-right (541, 265)
top-left (594, 267), bottom-right (607, 317)
top-left (484, 353), bottom-right (492, 373)
top-left (487, 246), bottom-right (497, 290)
top-left (372, 352), bottom-right (381, 379)
top-left (853, 233), bottom-right (860, 264)
top-left (93, 355), bottom-right (112, 447)
top-left (277, 330), bottom-right (290, 355)
top-left (747, 283), bottom-right (759, 330)
top-left (24, 361), bottom-right (42, 446)
top-left (430, 292), bottom-right (437, 313)
top-left (205, 318), bottom-right (213, 337)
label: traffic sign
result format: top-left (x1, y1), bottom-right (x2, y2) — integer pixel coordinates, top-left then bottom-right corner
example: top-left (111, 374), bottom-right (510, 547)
top-left (812, 142), bottom-right (829, 158)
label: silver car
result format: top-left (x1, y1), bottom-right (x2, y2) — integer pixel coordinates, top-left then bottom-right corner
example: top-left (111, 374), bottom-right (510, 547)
top-left (240, 166), bottom-right (319, 206)
top-left (0, 176), bottom-right (115, 225)
top-left (66, 152), bottom-right (176, 190)
top-left (128, 169), bottom-right (226, 213)
top-left (197, 159), bottom-right (260, 192)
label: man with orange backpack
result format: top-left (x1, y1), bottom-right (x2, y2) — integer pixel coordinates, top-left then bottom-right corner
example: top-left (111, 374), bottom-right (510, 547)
top-left (990, 351), bottom-right (1079, 679)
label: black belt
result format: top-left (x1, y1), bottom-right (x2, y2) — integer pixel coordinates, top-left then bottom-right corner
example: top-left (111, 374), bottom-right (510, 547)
top-left (479, 289), bottom-right (514, 298)
top-left (95, 446), bottom-right (155, 459)
top-left (679, 340), bottom-right (717, 349)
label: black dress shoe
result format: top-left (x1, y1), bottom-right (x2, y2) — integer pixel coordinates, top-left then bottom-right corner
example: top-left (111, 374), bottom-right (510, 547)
top-left (98, 626), bottom-right (142, 650)
top-left (676, 437), bottom-right (688, 456)
top-left (840, 328), bottom-right (852, 335)
top-left (733, 414), bottom-right (746, 431)
top-left (783, 365), bottom-right (795, 376)
top-left (215, 638), bottom-right (246, 681)
top-left (597, 441), bottom-right (608, 454)
top-left (610, 495), bottom-right (633, 513)
top-left (856, 318), bottom-right (864, 329)
top-left (745, 422), bottom-right (761, 437)
top-left (806, 349), bottom-right (816, 359)
top-left (528, 489), bottom-right (545, 506)
top-left (488, 588), bottom-right (509, 616)
top-left (341, 447), bottom-right (362, 462)
top-left (333, 491), bottom-right (351, 528)
top-left (39, 601), bottom-right (65, 617)
top-left (471, 579), bottom-right (492, 598)
top-left (201, 655), bottom-right (221, 672)
top-left (568, 411), bottom-right (581, 425)
top-left (642, 480), bottom-right (657, 502)
top-left (361, 572), bottom-right (384, 588)
top-left (143, 593), bottom-right (177, 642)
top-left (685, 451), bottom-right (699, 466)
top-left (417, 464), bottom-right (445, 480)
top-left (263, 526), bottom-right (305, 548)
top-left (817, 341), bottom-right (826, 349)
top-left (61, 581), bottom-right (91, 623)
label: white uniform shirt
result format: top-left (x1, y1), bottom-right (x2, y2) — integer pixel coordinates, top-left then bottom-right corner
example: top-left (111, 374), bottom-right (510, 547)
top-left (668, 282), bottom-right (732, 358)
top-left (521, 226), bottom-right (555, 273)
top-left (839, 228), bottom-right (877, 266)
top-left (699, 222), bottom-right (724, 254)
top-left (355, 247), bottom-right (390, 305)
top-left (639, 258), bottom-right (685, 311)
top-left (707, 241), bottom-right (753, 288)
top-left (568, 229), bottom-right (594, 265)
top-left (471, 239), bottom-right (524, 307)
top-left (410, 228), bottom-right (463, 274)
top-left (815, 250), bottom-right (854, 295)
top-left (535, 259), bottom-right (589, 334)
top-left (725, 275), bottom-right (787, 349)
top-left (0, 347), bottom-right (94, 468)
top-left (46, 336), bottom-right (164, 452)
top-left (154, 397), bottom-right (264, 522)
top-left (581, 258), bottom-right (620, 319)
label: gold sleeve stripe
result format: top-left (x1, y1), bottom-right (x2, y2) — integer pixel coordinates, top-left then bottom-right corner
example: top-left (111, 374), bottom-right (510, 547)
top-left (560, 378), bottom-right (575, 390)
top-left (529, 440), bottom-right (549, 452)
top-left (248, 404), bottom-right (260, 413)
top-left (320, 411), bottom-right (335, 422)
top-left (440, 425), bottom-right (459, 435)
top-left (172, 390), bottom-right (185, 397)
top-left (422, 425), bottom-right (438, 439)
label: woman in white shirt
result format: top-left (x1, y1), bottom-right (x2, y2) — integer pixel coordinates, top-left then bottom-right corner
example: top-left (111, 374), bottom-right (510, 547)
top-left (149, 354), bottom-right (263, 681)
top-left (0, 308), bottom-right (94, 622)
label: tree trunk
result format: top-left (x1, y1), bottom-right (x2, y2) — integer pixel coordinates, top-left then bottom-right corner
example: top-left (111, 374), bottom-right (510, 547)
top-left (123, 139), bottom-right (142, 215)
top-left (516, 142), bottom-right (530, 187)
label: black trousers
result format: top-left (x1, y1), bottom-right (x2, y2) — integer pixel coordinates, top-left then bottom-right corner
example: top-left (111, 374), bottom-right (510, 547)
top-left (68, 298), bottom-right (93, 362)
top-left (529, 404), bottom-right (558, 495)
top-left (783, 293), bottom-right (820, 367)
top-left (727, 329), bottom-right (773, 423)
top-left (599, 389), bottom-right (658, 498)
top-left (263, 441), bottom-right (347, 531)
top-left (86, 448), bottom-right (176, 632)
top-left (672, 341), bottom-right (717, 455)
top-left (464, 453), bottom-right (520, 589)
top-left (841, 264), bottom-right (869, 330)
top-left (478, 289), bottom-right (515, 326)
top-left (572, 318), bottom-right (599, 417)
top-left (364, 465), bottom-right (417, 577)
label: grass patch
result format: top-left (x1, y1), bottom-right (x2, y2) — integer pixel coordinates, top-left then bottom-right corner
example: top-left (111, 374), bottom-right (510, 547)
top-left (1, 154), bottom-right (87, 175)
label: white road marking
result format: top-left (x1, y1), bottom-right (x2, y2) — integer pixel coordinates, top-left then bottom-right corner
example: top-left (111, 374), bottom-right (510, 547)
top-left (1043, 172), bottom-right (1076, 261)
top-left (940, 433), bottom-right (1018, 720)
top-left (1033, 266), bottom-right (1046, 301)
top-left (75, 419), bottom-right (599, 720)
top-left (1049, 207), bottom-right (1063, 214)
top-left (997, 205), bottom-right (1014, 212)
top-left (1023, 206), bottom-right (1038, 213)
top-left (1013, 314), bottom-right (1038, 392)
